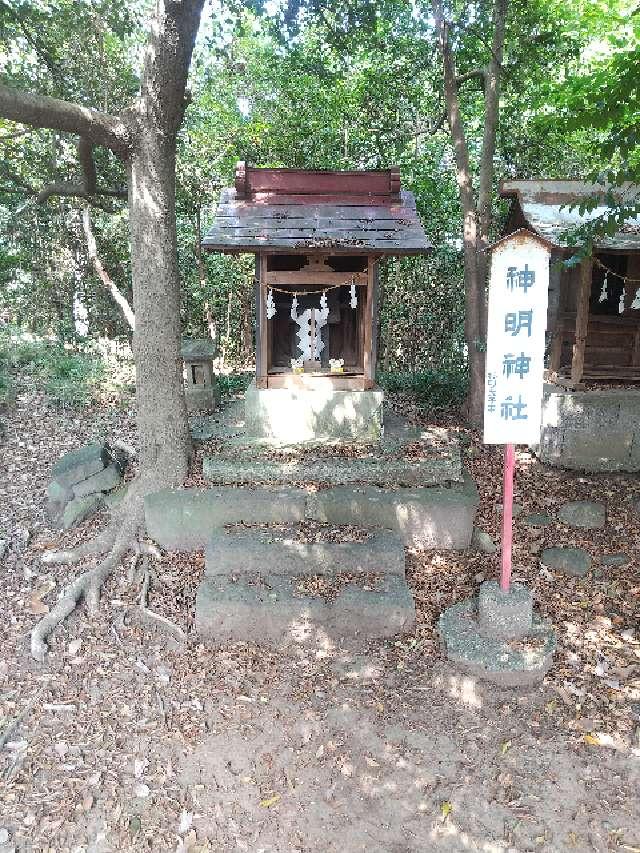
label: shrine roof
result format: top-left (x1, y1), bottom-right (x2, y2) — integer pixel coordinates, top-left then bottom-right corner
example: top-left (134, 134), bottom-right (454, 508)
top-left (500, 180), bottom-right (640, 251)
top-left (202, 163), bottom-right (432, 256)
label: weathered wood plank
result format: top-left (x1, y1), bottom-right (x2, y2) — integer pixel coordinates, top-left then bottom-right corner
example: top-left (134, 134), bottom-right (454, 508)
top-left (266, 271), bottom-right (368, 286)
top-left (363, 257), bottom-right (374, 384)
top-left (267, 373), bottom-right (367, 390)
top-left (213, 203), bottom-right (420, 219)
top-left (242, 166), bottom-right (398, 197)
top-left (258, 254), bottom-right (268, 381)
top-left (210, 213), bottom-right (423, 226)
top-left (570, 258), bottom-right (593, 385)
top-left (202, 236), bottom-right (430, 249)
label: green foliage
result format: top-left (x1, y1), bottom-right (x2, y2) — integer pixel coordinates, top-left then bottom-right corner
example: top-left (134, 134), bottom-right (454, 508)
top-left (379, 368), bottom-right (468, 413)
top-left (216, 372), bottom-right (252, 401)
top-left (1, 0), bottom-right (635, 396)
top-left (0, 327), bottom-right (105, 408)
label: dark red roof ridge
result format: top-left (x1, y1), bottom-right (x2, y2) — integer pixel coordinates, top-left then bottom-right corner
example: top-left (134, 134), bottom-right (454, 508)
top-left (235, 161), bottom-right (402, 203)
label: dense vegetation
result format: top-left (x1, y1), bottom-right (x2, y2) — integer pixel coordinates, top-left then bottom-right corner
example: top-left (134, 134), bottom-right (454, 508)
top-left (0, 0), bottom-right (636, 410)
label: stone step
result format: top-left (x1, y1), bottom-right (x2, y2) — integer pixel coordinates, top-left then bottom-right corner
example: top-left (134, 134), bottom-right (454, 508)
top-left (195, 573), bottom-right (415, 643)
top-left (205, 529), bottom-right (405, 578)
top-left (144, 475), bottom-right (478, 551)
top-left (202, 452), bottom-right (461, 487)
top-left (144, 487), bottom-right (306, 550)
top-left (306, 473), bottom-right (478, 549)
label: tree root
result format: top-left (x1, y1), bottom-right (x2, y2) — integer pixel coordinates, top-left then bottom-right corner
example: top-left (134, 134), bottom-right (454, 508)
top-left (41, 526), bottom-right (116, 566)
top-left (31, 467), bottom-right (189, 661)
top-left (31, 543), bottom-right (129, 662)
top-left (31, 487), bottom-right (148, 662)
top-left (133, 558), bottom-right (186, 644)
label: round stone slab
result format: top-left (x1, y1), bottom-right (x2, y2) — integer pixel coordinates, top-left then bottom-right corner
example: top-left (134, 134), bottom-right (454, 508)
top-left (523, 512), bottom-right (553, 528)
top-left (438, 596), bottom-right (556, 687)
top-left (541, 546), bottom-right (592, 577)
top-left (558, 500), bottom-right (605, 530)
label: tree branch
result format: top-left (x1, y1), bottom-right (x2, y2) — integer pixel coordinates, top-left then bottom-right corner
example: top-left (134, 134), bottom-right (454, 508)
top-left (455, 69), bottom-right (486, 87)
top-left (35, 138), bottom-right (126, 207)
top-left (82, 205), bottom-right (135, 329)
top-left (0, 84), bottom-right (130, 158)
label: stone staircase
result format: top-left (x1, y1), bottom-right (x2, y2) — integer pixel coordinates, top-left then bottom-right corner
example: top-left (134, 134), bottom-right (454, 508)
top-left (144, 407), bottom-right (479, 645)
top-left (196, 527), bottom-right (414, 643)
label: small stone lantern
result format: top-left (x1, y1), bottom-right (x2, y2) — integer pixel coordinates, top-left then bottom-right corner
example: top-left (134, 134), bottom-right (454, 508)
top-left (181, 338), bottom-right (218, 412)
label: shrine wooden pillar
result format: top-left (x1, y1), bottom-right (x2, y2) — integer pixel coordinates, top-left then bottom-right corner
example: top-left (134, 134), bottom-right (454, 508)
top-left (363, 256), bottom-right (378, 388)
top-left (547, 253), bottom-right (563, 374)
top-left (255, 253), bottom-right (268, 388)
top-left (570, 256), bottom-right (592, 386)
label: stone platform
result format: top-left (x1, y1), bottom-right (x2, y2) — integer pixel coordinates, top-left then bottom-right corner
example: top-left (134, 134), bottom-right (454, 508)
top-left (202, 452), bottom-right (462, 487)
top-left (155, 398), bottom-right (481, 645)
top-left (205, 528), bottom-right (406, 577)
top-left (244, 379), bottom-right (384, 443)
top-left (536, 384), bottom-right (640, 472)
top-left (438, 593), bottom-right (556, 687)
top-left (144, 476), bottom-right (478, 551)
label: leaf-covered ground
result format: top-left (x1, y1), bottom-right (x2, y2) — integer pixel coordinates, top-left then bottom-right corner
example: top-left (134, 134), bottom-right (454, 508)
top-left (1, 385), bottom-right (639, 852)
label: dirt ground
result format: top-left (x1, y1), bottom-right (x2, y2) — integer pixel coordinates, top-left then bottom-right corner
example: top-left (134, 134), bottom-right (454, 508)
top-left (1, 385), bottom-right (639, 852)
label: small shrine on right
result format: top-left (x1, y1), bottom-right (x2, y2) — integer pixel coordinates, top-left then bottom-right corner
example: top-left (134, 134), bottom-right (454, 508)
top-left (501, 179), bottom-right (640, 472)
top-left (202, 162), bottom-right (432, 444)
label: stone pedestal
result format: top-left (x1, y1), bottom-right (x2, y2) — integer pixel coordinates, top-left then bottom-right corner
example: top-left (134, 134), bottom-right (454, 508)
top-left (181, 338), bottom-right (218, 413)
top-left (438, 581), bottom-right (555, 687)
top-left (478, 581), bottom-right (533, 640)
top-left (244, 380), bottom-right (384, 444)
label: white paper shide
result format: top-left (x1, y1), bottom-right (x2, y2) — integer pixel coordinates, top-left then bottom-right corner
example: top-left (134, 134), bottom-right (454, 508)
top-left (484, 233), bottom-right (551, 444)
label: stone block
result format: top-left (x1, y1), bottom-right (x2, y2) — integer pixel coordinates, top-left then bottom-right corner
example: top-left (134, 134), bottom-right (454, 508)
top-left (306, 472), bottom-right (478, 549)
top-left (61, 494), bottom-right (102, 530)
top-left (244, 380), bottom-right (384, 443)
top-left (563, 430), bottom-right (633, 472)
top-left (185, 384), bottom-right (219, 413)
top-left (47, 480), bottom-right (73, 504)
top-left (558, 500), bottom-right (605, 530)
top-left (202, 452), bottom-right (462, 487)
top-left (144, 487), bottom-right (307, 550)
top-left (471, 527), bottom-right (497, 554)
top-left (478, 581), bottom-right (533, 640)
top-left (52, 442), bottom-right (109, 488)
top-left (72, 463), bottom-right (122, 498)
top-left (205, 530), bottom-right (405, 578)
top-left (195, 574), bottom-right (414, 643)
top-left (536, 387), bottom-right (640, 473)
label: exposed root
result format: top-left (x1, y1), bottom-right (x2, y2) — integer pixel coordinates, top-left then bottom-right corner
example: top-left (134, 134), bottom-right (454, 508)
top-left (31, 543), bottom-right (129, 662)
top-left (133, 559), bottom-right (187, 644)
top-left (31, 466), bottom-right (187, 661)
top-left (31, 487), bottom-right (147, 662)
top-left (41, 526), bottom-right (116, 566)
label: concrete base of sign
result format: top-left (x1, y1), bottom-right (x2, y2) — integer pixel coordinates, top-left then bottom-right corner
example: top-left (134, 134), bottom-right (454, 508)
top-left (478, 581), bottom-right (533, 640)
top-left (438, 590), bottom-right (555, 687)
top-left (244, 380), bottom-right (384, 444)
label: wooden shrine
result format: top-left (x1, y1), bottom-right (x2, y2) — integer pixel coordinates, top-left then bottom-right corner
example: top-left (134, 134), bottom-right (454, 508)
top-left (202, 163), bottom-right (432, 394)
top-left (501, 180), bottom-right (640, 386)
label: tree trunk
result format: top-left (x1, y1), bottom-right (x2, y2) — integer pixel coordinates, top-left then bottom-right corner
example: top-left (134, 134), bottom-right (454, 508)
top-left (128, 132), bottom-right (190, 483)
top-left (432, 0), bottom-right (509, 427)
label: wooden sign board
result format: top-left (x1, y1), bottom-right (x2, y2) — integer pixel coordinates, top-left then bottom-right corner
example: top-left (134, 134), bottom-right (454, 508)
top-left (484, 232), bottom-right (551, 445)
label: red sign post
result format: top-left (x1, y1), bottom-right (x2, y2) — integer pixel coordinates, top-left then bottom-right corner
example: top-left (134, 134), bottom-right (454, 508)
top-left (484, 231), bottom-right (552, 592)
